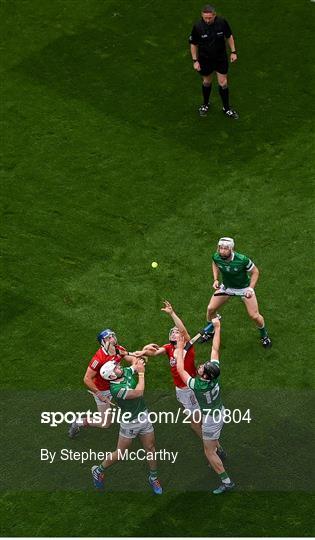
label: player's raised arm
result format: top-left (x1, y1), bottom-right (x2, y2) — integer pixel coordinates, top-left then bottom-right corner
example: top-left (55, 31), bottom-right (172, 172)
top-left (122, 352), bottom-right (141, 363)
top-left (123, 360), bottom-right (145, 400)
top-left (161, 300), bottom-right (191, 341)
top-left (210, 317), bottom-right (221, 361)
top-left (175, 334), bottom-right (190, 386)
top-left (133, 344), bottom-right (166, 357)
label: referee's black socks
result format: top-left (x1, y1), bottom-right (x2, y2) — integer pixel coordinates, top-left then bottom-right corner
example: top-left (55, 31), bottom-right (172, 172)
top-left (202, 82), bottom-right (212, 106)
top-left (219, 85), bottom-right (230, 110)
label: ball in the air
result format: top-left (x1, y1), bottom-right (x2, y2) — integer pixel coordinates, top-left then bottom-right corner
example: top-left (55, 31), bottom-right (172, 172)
top-left (151, 261), bottom-right (158, 268)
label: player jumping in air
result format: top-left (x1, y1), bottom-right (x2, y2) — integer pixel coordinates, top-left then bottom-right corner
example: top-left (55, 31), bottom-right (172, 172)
top-left (176, 317), bottom-right (235, 494)
top-left (135, 301), bottom-right (216, 441)
top-left (206, 237), bottom-right (272, 348)
top-left (68, 329), bottom-right (136, 437)
top-left (91, 358), bottom-right (163, 495)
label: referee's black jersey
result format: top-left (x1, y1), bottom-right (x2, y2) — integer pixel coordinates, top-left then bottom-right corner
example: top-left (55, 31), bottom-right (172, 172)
top-left (189, 16), bottom-right (232, 59)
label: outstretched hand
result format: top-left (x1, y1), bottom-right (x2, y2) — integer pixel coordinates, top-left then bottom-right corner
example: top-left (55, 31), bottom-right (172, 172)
top-left (132, 344), bottom-right (159, 356)
top-left (133, 358), bottom-right (146, 373)
top-left (161, 300), bottom-right (173, 314)
top-left (211, 316), bottom-right (221, 328)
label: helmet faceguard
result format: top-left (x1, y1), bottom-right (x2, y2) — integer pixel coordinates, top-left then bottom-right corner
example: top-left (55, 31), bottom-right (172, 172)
top-left (100, 360), bottom-right (120, 380)
top-left (97, 329), bottom-right (117, 353)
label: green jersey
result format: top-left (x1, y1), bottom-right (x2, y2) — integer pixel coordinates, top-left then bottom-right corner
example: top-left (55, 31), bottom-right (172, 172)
top-left (187, 361), bottom-right (223, 414)
top-left (212, 251), bottom-right (254, 289)
top-left (110, 367), bottom-right (147, 421)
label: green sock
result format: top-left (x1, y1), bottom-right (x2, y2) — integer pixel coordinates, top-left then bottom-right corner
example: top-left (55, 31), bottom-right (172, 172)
top-left (258, 325), bottom-right (267, 338)
top-left (149, 470), bottom-right (158, 481)
top-left (219, 471), bottom-right (231, 484)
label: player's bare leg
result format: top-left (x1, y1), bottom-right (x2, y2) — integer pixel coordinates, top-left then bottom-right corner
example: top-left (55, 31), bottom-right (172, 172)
top-left (207, 293), bottom-right (230, 321)
top-left (204, 439), bottom-right (234, 494)
top-left (243, 294), bottom-right (264, 326)
top-left (204, 439), bottom-right (225, 473)
top-left (69, 402), bottom-right (112, 437)
top-left (140, 432), bottom-right (163, 494)
top-left (91, 435), bottom-right (132, 490)
top-left (243, 295), bottom-right (272, 348)
top-left (104, 435), bottom-right (132, 468)
top-left (139, 432), bottom-right (157, 472)
top-left (215, 439), bottom-right (227, 460)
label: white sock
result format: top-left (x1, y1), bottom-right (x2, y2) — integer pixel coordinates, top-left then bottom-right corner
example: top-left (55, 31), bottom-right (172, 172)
top-left (222, 476), bottom-right (231, 484)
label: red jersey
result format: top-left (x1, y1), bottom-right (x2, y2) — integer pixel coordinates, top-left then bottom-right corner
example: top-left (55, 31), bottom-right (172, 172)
top-left (88, 345), bottom-right (127, 391)
top-left (163, 343), bottom-right (196, 388)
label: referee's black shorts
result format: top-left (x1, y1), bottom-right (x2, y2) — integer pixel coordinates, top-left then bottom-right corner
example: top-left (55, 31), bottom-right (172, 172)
top-left (198, 55), bottom-right (228, 76)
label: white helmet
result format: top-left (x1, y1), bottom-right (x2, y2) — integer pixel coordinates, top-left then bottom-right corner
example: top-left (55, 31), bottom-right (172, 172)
top-left (218, 237), bottom-right (235, 250)
top-left (100, 360), bottom-right (118, 380)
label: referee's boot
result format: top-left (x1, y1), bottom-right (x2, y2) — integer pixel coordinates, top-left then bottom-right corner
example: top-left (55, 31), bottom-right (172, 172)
top-left (223, 107), bottom-right (239, 120)
top-left (199, 104), bottom-right (209, 117)
top-left (261, 335), bottom-right (272, 349)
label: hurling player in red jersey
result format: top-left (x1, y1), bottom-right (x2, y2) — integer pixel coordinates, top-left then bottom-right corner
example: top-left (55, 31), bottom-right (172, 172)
top-left (137, 301), bottom-right (202, 438)
top-left (68, 328), bottom-right (136, 437)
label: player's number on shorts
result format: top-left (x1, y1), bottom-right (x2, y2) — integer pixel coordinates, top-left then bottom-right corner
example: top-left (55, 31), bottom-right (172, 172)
top-left (204, 383), bottom-right (220, 404)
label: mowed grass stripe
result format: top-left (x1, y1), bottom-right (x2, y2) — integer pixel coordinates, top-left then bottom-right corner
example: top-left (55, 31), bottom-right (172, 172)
top-left (1, 69), bottom-right (313, 391)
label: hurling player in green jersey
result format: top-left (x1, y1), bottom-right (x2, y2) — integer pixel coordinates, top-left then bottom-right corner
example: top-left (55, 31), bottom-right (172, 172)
top-left (176, 317), bottom-right (235, 494)
top-left (206, 237), bottom-right (272, 348)
top-left (91, 358), bottom-right (163, 495)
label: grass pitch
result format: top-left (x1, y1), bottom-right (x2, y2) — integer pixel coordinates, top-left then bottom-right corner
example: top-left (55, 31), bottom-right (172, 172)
top-left (0, 0), bottom-right (314, 536)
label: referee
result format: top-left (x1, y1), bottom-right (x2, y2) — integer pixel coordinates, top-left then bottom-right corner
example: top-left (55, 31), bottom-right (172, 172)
top-left (189, 4), bottom-right (239, 119)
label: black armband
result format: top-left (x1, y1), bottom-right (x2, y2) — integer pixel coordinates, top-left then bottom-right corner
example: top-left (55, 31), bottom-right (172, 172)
top-left (184, 341), bottom-right (193, 352)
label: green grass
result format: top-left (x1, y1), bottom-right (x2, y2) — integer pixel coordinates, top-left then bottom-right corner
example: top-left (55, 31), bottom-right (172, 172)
top-left (0, 0), bottom-right (314, 536)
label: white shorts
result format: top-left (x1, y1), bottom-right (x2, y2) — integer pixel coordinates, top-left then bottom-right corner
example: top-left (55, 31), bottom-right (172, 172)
top-left (176, 386), bottom-right (200, 414)
top-left (218, 284), bottom-right (254, 298)
top-left (119, 410), bottom-right (154, 439)
top-left (202, 408), bottom-right (225, 441)
top-left (92, 390), bottom-right (112, 409)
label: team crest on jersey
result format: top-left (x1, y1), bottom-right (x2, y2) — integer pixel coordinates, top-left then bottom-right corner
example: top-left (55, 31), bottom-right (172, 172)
top-left (169, 357), bottom-right (176, 367)
top-left (234, 267), bottom-right (238, 271)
